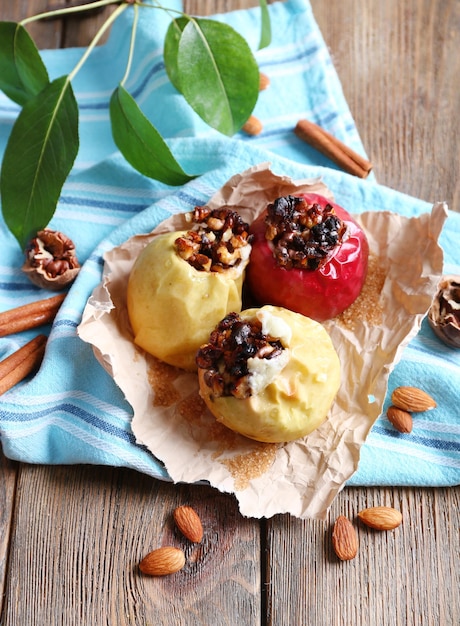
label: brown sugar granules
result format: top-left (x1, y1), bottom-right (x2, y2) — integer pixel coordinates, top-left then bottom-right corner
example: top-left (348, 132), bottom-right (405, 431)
top-left (336, 255), bottom-right (386, 329)
top-left (147, 356), bottom-right (181, 407)
top-left (220, 444), bottom-right (278, 491)
top-left (177, 391), bottom-right (207, 424)
top-left (176, 390), bottom-right (240, 445)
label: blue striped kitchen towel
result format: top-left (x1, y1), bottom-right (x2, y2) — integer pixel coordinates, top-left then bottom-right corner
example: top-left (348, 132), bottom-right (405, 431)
top-left (0, 0), bottom-right (458, 489)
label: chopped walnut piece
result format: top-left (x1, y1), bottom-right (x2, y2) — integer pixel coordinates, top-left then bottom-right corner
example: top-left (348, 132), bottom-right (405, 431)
top-left (174, 207), bottom-right (252, 273)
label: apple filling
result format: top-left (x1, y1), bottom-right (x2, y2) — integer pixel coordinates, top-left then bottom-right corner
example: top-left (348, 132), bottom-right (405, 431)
top-left (195, 310), bottom-right (290, 399)
top-left (264, 195), bottom-right (347, 270)
top-left (175, 206), bottom-right (252, 275)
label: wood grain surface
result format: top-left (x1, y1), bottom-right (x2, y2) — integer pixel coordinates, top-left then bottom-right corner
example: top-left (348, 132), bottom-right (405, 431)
top-left (0, 2), bottom-right (459, 625)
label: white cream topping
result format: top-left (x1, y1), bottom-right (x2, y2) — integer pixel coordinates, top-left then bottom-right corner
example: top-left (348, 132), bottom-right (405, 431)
top-left (245, 310), bottom-right (293, 394)
top-left (247, 349), bottom-right (290, 395)
top-left (226, 241), bottom-right (252, 279)
top-left (255, 309), bottom-right (292, 347)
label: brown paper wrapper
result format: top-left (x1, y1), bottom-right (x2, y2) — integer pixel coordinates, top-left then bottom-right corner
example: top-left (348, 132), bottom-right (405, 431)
top-left (78, 163), bottom-right (448, 520)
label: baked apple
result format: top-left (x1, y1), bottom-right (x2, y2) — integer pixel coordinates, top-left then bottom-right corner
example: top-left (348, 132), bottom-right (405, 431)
top-left (246, 193), bottom-right (369, 322)
top-left (127, 207), bottom-right (252, 370)
top-left (196, 305), bottom-right (341, 443)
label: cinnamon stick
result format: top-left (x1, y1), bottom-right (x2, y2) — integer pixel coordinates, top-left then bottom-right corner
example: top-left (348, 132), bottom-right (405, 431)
top-left (0, 293), bottom-right (66, 337)
top-left (294, 119), bottom-right (373, 178)
top-left (0, 334), bottom-right (47, 395)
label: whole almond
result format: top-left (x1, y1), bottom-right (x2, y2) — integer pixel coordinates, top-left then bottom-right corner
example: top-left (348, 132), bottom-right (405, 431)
top-left (173, 505), bottom-right (203, 543)
top-left (387, 405), bottom-right (413, 433)
top-left (139, 546), bottom-right (185, 576)
top-left (358, 506), bottom-right (403, 530)
top-left (332, 516), bottom-right (358, 561)
top-left (242, 115), bottom-right (263, 136)
top-left (391, 386), bottom-right (436, 412)
top-left (259, 72), bottom-right (270, 90)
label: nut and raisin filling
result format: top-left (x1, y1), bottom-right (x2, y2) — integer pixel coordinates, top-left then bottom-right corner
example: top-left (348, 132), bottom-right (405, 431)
top-left (264, 195), bottom-right (347, 270)
top-left (175, 207), bottom-right (252, 273)
top-left (196, 312), bottom-right (287, 400)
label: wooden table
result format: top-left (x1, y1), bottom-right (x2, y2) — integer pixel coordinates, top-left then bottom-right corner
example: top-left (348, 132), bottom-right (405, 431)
top-left (1, 2), bottom-right (459, 624)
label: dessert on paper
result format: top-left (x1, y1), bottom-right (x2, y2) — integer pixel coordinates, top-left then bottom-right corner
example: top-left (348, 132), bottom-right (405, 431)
top-left (78, 163), bottom-right (447, 520)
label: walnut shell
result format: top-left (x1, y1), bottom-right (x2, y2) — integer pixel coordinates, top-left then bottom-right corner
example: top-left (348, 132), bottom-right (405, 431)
top-left (22, 229), bottom-right (80, 291)
top-left (427, 275), bottom-right (460, 349)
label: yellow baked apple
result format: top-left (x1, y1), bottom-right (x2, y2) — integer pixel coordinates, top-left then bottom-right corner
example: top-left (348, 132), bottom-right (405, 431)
top-left (127, 207), bottom-right (251, 370)
top-left (196, 305), bottom-right (341, 442)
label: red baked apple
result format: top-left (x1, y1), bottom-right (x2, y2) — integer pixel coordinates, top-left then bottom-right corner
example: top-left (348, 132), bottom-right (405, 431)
top-left (246, 193), bottom-right (369, 322)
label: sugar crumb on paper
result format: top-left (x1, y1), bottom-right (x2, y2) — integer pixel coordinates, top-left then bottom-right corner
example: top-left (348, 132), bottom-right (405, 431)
top-left (336, 255), bottom-right (386, 330)
top-left (147, 355), bottom-right (181, 407)
top-left (220, 444), bottom-right (279, 491)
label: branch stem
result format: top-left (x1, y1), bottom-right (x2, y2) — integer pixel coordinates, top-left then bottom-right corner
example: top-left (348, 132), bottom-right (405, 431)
top-left (67, 3), bottom-right (129, 83)
top-left (121, 3), bottom-right (139, 86)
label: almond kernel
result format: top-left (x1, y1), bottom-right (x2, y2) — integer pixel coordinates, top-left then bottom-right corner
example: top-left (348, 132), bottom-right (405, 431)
top-left (139, 546), bottom-right (186, 576)
top-left (259, 72), bottom-right (270, 90)
top-left (332, 515), bottom-right (358, 561)
top-left (358, 506), bottom-right (403, 530)
top-left (387, 405), bottom-right (413, 433)
top-left (173, 505), bottom-right (203, 543)
top-left (242, 115), bottom-right (263, 136)
top-left (391, 386), bottom-right (436, 412)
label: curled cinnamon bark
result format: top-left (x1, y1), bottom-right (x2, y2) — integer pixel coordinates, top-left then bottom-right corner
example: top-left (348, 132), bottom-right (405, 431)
top-left (0, 334), bottom-right (47, 395)
top-left (294, 119), bottom-right (372, 178)
top-left (0, 294), bottom-right (65, 337)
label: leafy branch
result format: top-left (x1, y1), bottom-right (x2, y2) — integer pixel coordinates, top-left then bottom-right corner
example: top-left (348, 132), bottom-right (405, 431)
top-left (0, 0), bottom-right (271, 250)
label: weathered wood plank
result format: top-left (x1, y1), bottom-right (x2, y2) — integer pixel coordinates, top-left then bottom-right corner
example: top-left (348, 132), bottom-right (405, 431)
top-left (3, 0), bottom-right (65, 48)
top-left (266, 487), bottom-right (460, 625)
top-left (311, 0), bottom-right (460, 209)
top-left (2, 465), bottom-right (260, 625)
top-left (0, 453), bottom-right (18, 619)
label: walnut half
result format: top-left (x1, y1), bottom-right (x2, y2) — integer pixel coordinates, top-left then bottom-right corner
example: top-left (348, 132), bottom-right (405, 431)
top-left (428, 275), bottom-right (460, 349)
top-left (22, 229), bottom-right (80, 291)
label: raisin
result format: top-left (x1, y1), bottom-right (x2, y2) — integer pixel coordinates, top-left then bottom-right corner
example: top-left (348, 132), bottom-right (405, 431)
top-left (195, 345), bottom-right (222, 369)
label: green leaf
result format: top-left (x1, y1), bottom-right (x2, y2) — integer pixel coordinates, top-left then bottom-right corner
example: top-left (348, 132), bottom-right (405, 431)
top-left (258, 0), bottom-right (272, 50)
top-left (0, 22), bottom-right (49, 106)
top-left (1, 76), bottom-right (79, 250)
top-left (110, 85), bottom-right (196, 186)
top-left (164, 16), bottom-right (190, 91)
top-left (176, 18), bottom-right (260, 136)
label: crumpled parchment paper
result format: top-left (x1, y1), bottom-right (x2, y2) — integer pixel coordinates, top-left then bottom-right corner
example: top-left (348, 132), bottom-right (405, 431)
top-left (78, 163), bottom-right (448, 520)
